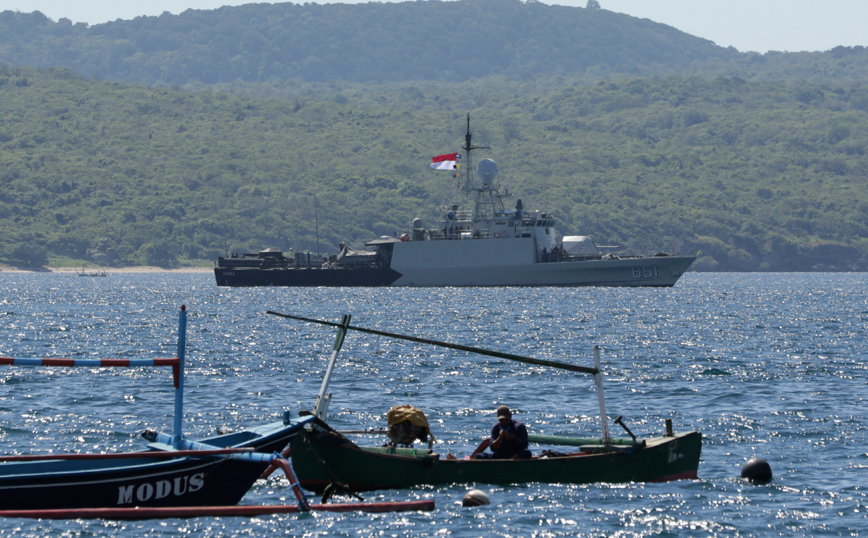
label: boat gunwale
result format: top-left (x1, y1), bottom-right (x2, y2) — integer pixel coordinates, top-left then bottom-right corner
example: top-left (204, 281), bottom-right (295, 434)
top-left (308, 420), bottom-right (701, 465)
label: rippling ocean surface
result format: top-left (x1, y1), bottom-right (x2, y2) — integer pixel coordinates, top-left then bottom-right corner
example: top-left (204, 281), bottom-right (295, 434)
top-left (0, 272), bottom-right (866, 536)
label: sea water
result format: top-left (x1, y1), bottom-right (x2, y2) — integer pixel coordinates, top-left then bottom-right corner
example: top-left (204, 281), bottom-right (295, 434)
top-left (0, 271), bottom-right (866, 537)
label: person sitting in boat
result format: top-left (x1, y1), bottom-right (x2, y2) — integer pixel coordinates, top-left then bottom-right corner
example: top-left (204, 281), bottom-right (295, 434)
top-left (468, 405), bottom-right (532, 460)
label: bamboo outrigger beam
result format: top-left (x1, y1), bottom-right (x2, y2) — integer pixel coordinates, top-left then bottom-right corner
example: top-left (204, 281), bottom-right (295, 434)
top-left (0, 500), bottom-right (436, 520)
top-left (267, 311), bottom-right (599, 375)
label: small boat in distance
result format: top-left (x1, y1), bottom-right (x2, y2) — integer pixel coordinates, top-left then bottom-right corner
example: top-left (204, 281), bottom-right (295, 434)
top-left (215, 115), bottom-right (695, 287)
top-left (77, 266), bottom-right (108, 277)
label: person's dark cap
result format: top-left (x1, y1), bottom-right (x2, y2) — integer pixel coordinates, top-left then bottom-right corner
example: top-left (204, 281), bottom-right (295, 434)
top-left (496, 405), bottom-right (512, 419)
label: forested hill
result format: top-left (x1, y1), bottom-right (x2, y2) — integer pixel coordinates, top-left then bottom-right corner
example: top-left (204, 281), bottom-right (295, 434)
top-left (1, 0), bottom-right (868, 272)
top-left (0, 0), bottom-right (740, 86)
top-left (2, 64), bottom-right (867, 271)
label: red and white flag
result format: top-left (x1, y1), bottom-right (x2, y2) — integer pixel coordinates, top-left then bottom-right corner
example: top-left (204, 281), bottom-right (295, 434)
top-left (430, 152), bottom-right (460, 170)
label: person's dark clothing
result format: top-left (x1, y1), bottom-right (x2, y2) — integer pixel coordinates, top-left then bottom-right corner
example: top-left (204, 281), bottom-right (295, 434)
top-left (476, 419), bottom-right (531, 459)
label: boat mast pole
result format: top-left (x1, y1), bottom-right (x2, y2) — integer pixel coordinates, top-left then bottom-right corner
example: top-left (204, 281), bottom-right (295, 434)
top-left (593, 345), bottom-right (610, 445)
top-left (462, 113), bottom-right (489, 222)
top-left (268, 311), bottom-right (598, 375)
top-left (314, 194), bottom-right (321, 258)
top-left (313, 314), bottom-right (351, 420)
top-left (462, 113), bottom-right (474, 192)
top-left (173, 305), bottom-right (187, 449)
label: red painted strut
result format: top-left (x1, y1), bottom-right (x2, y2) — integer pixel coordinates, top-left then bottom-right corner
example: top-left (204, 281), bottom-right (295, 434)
top-left (0, 500), bottom-right (436, 520)
top-left (0, 357), bottom-right (182, 388)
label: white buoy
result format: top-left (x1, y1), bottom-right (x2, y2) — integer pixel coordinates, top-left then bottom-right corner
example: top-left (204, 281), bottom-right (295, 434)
top-left (462, 489), bottom-right (490, 507)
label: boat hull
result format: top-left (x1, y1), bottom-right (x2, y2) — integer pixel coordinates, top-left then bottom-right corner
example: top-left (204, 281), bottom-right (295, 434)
top-left (188, 416), bottom-right (312, 454)
top-left (390, 239), bottom-right (693, 286)
top-left (0, 455), bottom-right (268, 510)
top-left (290, 420), bottom-right (702, 492)
top-left (214, 266), bottom-right (402, 287)
top-left (214, 247), bottom-right (694, 288)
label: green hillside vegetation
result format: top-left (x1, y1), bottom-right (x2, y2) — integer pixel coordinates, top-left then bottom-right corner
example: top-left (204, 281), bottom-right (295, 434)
top-left (0, 0), bottom-right (739, 86)
top-left (1, 0), bottom-right (867, 272)
top-left (2, 64), bottom-right (866, 271)
top-left (4, 0), bottom-right (868, 89)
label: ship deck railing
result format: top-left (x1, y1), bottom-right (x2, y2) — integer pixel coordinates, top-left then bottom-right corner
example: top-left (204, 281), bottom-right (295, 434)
top-left (427, 230), bottom-right (491, 241)
top-left (544, 254), bottom-right (646, 263)
top-left (440, 210), bottom-right (474, 221)
top-left (329, 261), bottom-right (383, 269)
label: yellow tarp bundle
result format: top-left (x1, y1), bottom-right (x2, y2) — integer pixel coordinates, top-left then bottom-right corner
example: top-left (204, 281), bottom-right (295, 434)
top-left (386, 405), bottom-right (435, 448)
top-left (387, 405), bottom-right (431, 429)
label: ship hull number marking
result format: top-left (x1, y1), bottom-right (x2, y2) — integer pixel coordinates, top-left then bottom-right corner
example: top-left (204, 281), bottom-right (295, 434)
top-left (632, 266), bottom-right (658, 279)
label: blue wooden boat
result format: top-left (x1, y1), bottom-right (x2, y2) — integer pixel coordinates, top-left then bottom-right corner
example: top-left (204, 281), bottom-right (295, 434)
top-left (0, 306), bottom-right (296, 511)
top-left (0, 447), bottom-right (276, 510)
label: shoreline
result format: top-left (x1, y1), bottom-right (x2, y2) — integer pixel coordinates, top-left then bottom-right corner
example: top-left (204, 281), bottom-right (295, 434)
top-left (1, 267), bottom-right (213, 274)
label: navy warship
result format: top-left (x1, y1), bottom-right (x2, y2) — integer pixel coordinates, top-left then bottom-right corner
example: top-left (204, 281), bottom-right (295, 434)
top-left (215, 116), bottom-right (695, 287)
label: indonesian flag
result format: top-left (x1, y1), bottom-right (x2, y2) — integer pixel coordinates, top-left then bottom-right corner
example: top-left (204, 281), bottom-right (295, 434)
top-left (431, 152), bottom-right (460, 170)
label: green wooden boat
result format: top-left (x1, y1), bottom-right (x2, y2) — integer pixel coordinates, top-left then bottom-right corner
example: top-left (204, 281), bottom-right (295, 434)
top-left (290, 418), bottom-right (701, 493)
top-left (267, 312), bottom-right (703, 493)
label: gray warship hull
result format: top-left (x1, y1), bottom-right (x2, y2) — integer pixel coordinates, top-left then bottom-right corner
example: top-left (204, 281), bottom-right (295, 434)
top-left (214, 238), bottom-right (693, 287)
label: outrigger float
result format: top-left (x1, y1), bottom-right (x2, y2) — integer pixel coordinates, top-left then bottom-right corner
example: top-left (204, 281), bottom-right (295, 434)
top-left (273, 312), bottom-right (701, 493)
top-left (0, 307), bottom-right (433, 519)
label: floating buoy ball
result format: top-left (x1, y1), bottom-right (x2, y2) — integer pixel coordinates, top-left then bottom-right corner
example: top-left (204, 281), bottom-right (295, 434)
top-left (462, 489), bottom-right (491, 507)
top-left (741, 458), bottom-right (773, 483)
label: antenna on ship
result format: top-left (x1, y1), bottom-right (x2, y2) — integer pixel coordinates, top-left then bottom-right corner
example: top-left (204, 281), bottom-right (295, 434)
top-left (314, 194), bottom-right (321, 258)
top-left (462, 113), bottom-right (488, 192)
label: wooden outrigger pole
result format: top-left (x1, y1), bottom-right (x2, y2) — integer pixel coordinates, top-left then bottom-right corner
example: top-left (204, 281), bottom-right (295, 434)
top-left (267, 311), bottom-right (599, 374)
top-left (267, 311), bottom-right (613, 444)
top-left (1, 306), bottom-right (188, 449)
top-left (0, 500), bottom-right (436, 520)
top-left (313, 314), bottom-right (351, 420)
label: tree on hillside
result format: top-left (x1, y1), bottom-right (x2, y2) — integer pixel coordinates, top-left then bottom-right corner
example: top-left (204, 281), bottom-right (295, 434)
top-left (10, 243), bottom-right (49, 267)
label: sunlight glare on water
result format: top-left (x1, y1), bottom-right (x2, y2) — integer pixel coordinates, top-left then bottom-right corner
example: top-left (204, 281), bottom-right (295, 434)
top-left (0, 271), bottom-right (867, 536)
